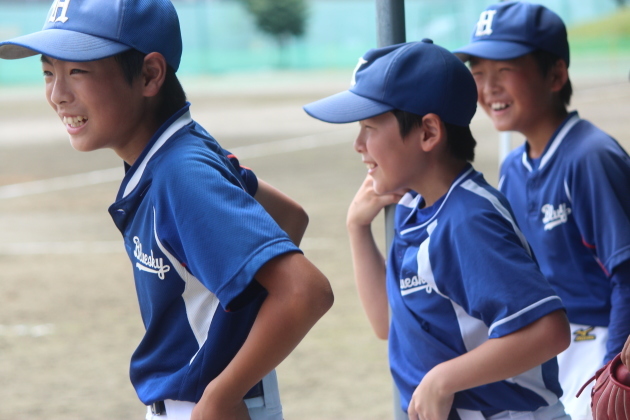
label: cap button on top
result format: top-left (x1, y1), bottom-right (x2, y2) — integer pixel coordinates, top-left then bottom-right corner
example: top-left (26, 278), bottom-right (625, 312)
top-left (421, 38), bottom-right (434, 44)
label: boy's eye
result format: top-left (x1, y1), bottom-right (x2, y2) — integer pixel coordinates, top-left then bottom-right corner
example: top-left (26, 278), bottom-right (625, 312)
top-left (42, 70), bottom-right (52, 77)
top-left (70, 68), bottom-right (87, 74)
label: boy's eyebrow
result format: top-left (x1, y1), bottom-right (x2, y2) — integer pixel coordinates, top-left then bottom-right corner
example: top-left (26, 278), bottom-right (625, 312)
top-left (40, 55), bottom-right (51, 64)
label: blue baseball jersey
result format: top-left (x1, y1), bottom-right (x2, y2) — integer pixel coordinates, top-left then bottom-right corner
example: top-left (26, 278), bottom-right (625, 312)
top-left (499, 111), bottom-right (630, 329)
top-left (108, 104), bottom-right (300, 405)
top-left (388, 166), bottom-right (565, 415)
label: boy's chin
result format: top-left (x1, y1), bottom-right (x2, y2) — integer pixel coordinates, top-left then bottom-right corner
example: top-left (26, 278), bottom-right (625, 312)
top-left (68, 136), bottom-right (99, 153)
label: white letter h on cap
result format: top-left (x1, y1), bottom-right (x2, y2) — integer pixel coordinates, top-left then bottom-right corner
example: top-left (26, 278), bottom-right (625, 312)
top-left (476, 10), bottom-right (496, 36)
top-left (49, 0), bottom-right (71, 23)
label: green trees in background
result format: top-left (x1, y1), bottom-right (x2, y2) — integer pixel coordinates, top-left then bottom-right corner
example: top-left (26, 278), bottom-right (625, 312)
top-left (239, 0), bottom-right (308, 66)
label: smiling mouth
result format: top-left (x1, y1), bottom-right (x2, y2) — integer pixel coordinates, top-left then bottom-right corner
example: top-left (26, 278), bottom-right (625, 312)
top-left (63, 116), bottom-right (88, 128)
top-left (490, 102), bottom-right (510, 111)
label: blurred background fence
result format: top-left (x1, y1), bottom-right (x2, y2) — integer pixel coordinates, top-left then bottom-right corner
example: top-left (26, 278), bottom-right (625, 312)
top-left (0, 0), bottom-right (628, 85)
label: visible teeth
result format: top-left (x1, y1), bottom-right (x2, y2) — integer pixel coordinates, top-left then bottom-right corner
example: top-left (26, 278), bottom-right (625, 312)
top-left (491, 103), bottom-right (509, 110)
top-left (63, 115), bottom-right (87, 128)
top-left (366, 163), bottom-right (376, 169)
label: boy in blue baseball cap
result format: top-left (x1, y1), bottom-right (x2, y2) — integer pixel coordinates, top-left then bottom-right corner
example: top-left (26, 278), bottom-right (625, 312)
top-left (304, 39), bottom-right (571, 420)
top-left (455, 3), bottom-right (630, 418)
top-left (0, 1), bottom-right (334, 419)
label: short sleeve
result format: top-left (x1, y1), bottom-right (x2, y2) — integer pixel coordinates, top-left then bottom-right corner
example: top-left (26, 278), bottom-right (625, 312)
top-left (221, 149), bottom-right (259, 196)
top-left (568, 142), bottom-right (630, 274)
top-left (154, 152), bottom-right (299, 308)
top-left (441, 197), bottom-right (564, 339)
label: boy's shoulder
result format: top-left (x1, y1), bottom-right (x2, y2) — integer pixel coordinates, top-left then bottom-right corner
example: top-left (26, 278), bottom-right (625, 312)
top-left (397, 168), bottom-right (515, 237)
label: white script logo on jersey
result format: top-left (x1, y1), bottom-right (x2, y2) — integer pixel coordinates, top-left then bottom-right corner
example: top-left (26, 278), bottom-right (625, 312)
top-left (133, 237), bottom-right (171, 280)
top-left (541, 203), bottom-right (572, 231)
top-left (400, 275), bottom-right (433, 296)
top-left (475, 10), bottom-right (497, 36)
top-left (49, 0), bottom-right (71, 23)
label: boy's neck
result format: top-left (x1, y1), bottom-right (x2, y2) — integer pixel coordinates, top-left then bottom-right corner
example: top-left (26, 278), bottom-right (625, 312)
top-left (524, 109), bottom-right (569, 159)
top-left (116, 109), bottom-right (163, 166)
top-left (416, 159), bottom-right (468, 208)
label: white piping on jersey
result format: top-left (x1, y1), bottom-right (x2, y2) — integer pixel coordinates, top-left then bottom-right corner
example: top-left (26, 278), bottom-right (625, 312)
top-left (564, 179), bottom-right (573, 204)
top-left (123, 111), bottom-right (193, 199)
top-left (151, 208), bottom-right (220, 364)
top-left (488, 295), bottom-right (562, 336)
top-left (497, 174), bottom-right (505, 191)
top-left (400, 167), bottom-right (474, 235)
top-left (460, 180), bottom-right (532, 257)
top-left (521, 114), bottom-right (581, 173)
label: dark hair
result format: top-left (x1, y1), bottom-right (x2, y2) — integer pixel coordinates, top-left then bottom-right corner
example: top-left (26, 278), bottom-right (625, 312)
top-left (391, 109), bottom-right (476, 162)
top-left (531, 49), bottom-right (572, 107)
top-left (113, 49), bottom-right (187, 124)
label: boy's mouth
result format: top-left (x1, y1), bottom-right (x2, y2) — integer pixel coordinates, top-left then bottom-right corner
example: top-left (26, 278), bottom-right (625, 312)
top-left (63, 115), bottom-right (88, 128)
top-left (490, 102), bottom-right (510, 111)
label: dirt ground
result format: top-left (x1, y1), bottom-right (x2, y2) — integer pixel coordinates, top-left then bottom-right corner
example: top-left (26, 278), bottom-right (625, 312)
top-left (0, 69), bottom-right (629, 420)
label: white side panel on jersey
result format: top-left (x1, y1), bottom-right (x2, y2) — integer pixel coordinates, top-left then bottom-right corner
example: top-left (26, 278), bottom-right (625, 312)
top-left (415, 221), bottom-right (448, 299)
top-left (450, 300), bottom-right (489, 353)
top-left (123, 111), bottom-right (193, 198)
top-left (459, 179), bottom-right (532, 257)
top-left (152, 209), bottom-right (219, 363)
top-left (505, 364), bottom-right (559, 406)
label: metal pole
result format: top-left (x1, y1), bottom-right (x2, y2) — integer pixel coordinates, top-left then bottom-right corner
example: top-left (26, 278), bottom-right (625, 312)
top-left (375, 2), bottom-right (406, 418)
top-left (498, 0), bottom-right (512, 168)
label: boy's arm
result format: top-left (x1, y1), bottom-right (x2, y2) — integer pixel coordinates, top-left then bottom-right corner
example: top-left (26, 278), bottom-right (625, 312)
top-left (346, 176), bottom-right (405, 340)
top-left (407, 309), bottom-right (570, 420)
top-left (254, 179), bottom-right (308, 246)
top-left (191, 252), bottom-right (333, 420)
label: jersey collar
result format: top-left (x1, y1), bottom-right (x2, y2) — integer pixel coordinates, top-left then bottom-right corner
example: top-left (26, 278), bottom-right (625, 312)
top-left (399, 165), bottom-right (475, 235)
top-left (521, 111), bottom-right (580, 172)
top-left (120, 103), bottom-right (193, 199)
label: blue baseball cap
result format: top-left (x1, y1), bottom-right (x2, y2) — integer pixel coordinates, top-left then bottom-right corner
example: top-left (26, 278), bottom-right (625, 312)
top-left (0, 0), bottom-right (183, 71)
top-left (303, 39), bottom-right (477, 126)
top-left (454, 1), bottom-right (569, 66)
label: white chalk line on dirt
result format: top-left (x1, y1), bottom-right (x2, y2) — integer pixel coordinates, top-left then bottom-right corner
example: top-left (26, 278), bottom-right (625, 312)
top-left (0, 129), bottom-right (354, 200)
top-left (0, 324), bottom-right (55, 338)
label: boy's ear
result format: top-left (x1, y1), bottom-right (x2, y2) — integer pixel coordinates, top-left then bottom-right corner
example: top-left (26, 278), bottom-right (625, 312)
top-left (418, 113), bottom-right (445, 152)
top-left (142, 52), bottom-right (167, 98)
top-left (549, 59), bottom-right (569, 93)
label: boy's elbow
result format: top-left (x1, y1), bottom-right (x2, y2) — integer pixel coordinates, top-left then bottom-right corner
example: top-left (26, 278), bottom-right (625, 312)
top-left (543, 309), bottom-right (571, 356)
top-left (309, 272), bottom-right (334, 317)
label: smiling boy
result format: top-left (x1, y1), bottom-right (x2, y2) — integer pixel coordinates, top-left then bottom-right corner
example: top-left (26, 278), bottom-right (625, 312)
top-left (304, 40), bottom-right (571, 420)
top-left (0, 1), bottom-right (334, 419)
top-left (455, 2), bottom-right (630, 419)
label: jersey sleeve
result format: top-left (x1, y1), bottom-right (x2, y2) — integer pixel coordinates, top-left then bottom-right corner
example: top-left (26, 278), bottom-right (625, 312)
top-left (154, 152), bottom-right (299, 308)
top-left (442, 195), bottom-right (565, 339)
top-left (568, 140), bottom-right (630, 275)
top-left (221, 149), bottom-right (259, 197)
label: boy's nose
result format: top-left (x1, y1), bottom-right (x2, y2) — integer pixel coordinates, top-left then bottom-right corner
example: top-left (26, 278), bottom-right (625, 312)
top-left (48, 77), bottom-right (72, 106)
top-left (353, 133), bottom-right (366, 153)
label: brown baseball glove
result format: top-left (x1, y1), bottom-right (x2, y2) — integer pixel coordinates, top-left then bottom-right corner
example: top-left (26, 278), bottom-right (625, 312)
top-left (576, 353), bottom-right (630, 420)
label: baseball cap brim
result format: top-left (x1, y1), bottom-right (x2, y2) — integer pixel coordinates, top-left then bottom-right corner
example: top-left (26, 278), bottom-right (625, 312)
top-left (0, 29), bottom-right (131, 61)
top-left (303, 90), bottom-right (393, 124)
top-left (454, 40), bottom-right (534, 62)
